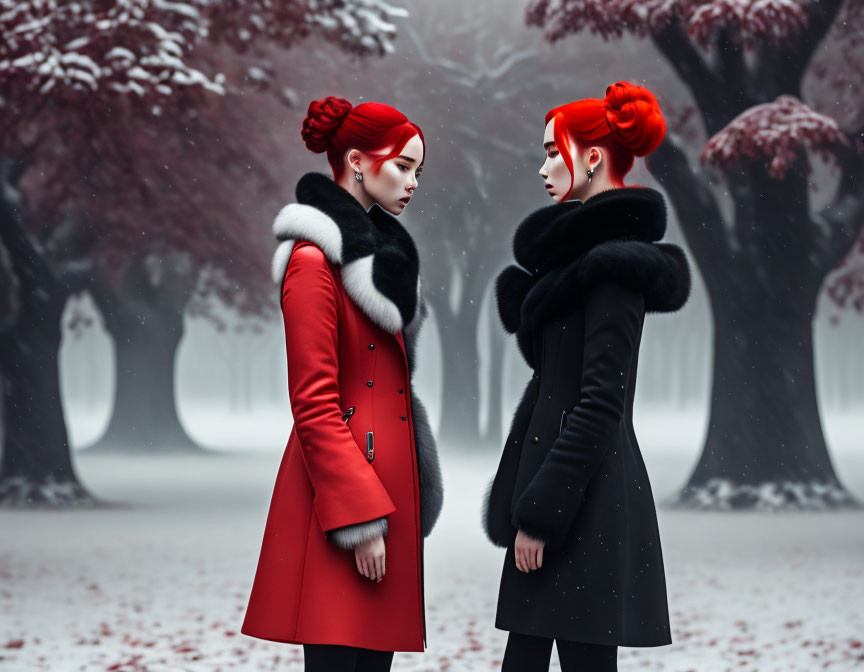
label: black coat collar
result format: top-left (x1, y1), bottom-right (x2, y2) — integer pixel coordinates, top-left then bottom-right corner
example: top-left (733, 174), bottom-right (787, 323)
top-left (513, 186), bottom-right (667, 275)
top-left (271, 172), bottom-right (423, 336)
top-left (496, 187), bottom-right (691, 366)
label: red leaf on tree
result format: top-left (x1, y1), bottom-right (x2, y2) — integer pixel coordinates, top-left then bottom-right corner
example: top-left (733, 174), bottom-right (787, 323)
top-left (701, 95), bottom-right (848, 180)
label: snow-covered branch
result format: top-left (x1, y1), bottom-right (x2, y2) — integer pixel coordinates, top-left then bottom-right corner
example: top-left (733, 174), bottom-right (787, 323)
top-left (701, 95), bottom-right (848, 180)
top-left (207, 0), bottom-right (408, 56)
top-left (526, 0), bottom-right (815, 50)
top-left (0, 0), bottom-right (224, 100)
top-left (688, 0), bottom-right (810, 50)
top-left (0, 0), bottom-right (409, 107)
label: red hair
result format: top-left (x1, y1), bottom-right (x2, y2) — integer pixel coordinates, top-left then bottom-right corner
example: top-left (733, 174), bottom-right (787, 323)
top-left (301, 97), bottom-right (425, 181)
top-left (545, 81), bottom-right (666, 194)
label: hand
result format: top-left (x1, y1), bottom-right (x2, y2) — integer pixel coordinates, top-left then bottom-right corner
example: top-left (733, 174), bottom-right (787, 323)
top-left (514, 529), bottom-right (544, 573)
top-left (354, 535), bottom-right (386, 582)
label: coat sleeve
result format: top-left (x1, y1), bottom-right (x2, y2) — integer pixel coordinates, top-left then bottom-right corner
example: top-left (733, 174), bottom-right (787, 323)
top-left (281, 244), bottom-right (396, 544)
top-left (511, 281), bottom-right (644, 550)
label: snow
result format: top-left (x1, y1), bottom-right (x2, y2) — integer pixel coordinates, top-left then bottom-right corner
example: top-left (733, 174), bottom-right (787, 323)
top-left (2, 413), bottom-right (863, 671)
top-left (106, 46), bottom-right (136, 61)
top-left (701, 96), bottom-right (848, 180)
top-left (525, 0), bottom-right (814, 46)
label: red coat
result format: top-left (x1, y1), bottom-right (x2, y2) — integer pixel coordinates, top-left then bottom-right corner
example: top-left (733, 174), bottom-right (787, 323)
top-left (242, 173), bottom-right (442, 653)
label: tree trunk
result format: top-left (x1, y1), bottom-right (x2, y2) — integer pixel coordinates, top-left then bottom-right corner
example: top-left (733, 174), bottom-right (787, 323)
top-left (435, 301), bottom-right (483, 449)
top-left (672, 272), bottom-right (858, 508)
top-left (426, 285), bottom-right (486, 449)
top-left (86, 260), bottom-right (200, 453)
top-left (655, 160), bottom-right (862, 510)
top-left (0, 190), bottom-right (96, 507)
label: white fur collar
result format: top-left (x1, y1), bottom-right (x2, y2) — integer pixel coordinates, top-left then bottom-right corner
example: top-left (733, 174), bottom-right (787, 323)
top-left (271, 173), bottom-right (424, 336)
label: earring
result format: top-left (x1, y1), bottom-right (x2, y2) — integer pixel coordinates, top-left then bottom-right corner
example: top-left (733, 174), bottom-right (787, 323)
top-left (354, 171), bottom-right (363, 183)
top-left (586, 166), bottom-right (594, 183)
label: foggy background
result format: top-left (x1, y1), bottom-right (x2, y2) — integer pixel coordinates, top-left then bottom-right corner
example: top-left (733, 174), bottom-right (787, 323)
top-left (2, 0), bottom-right (863, 670)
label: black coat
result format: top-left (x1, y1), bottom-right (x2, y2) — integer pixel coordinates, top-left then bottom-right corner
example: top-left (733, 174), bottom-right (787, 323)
top-left (483, 186), bottom-right (692, 647)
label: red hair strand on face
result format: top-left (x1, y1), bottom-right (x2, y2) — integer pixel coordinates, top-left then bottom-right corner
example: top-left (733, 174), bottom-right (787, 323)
top-left (301, 96), bottom-right (425, 181)
top-left (545, 81), bottom-right (666, 194)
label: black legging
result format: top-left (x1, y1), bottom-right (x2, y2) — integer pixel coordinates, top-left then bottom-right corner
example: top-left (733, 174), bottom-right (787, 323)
top-left (303, 643), bottom-right (394, 672)
top-left (501, 631), bottom-right (617, 672)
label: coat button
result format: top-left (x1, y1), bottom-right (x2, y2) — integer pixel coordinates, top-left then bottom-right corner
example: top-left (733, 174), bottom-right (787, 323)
top-left (366, 381), bottom-right (374, 388)
top-left (368, 343), bottom-right (375, 350)
top-left (400, 416), bottom-right (407, 421)
top-left (398, 389), bottom-right (404, 394)
top-left (530, 436), bottom-right (539, 444)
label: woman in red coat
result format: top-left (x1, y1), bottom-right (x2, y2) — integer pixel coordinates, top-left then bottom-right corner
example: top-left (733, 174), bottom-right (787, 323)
top-left (241, 97), bottom-right (443, 672)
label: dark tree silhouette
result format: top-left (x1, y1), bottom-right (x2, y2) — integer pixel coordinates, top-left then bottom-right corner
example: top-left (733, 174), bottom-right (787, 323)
top-left (0, 232), bottom-right (17, 331)
top-left (0, 0), bottom-right (409, 505)
top-left (526, 0), bottom-right (864, 509)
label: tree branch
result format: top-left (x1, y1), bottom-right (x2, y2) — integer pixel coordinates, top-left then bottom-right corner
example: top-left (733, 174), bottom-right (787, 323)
top-left (814, 132), bottom-right (864, 269)
top-left (651, 20), bottom-right (731, 135)
top-left (754, 0), bottom-right (847, 98)
top-left (714, 28), bottom-right (751, 105)
top-left (647, 132), bottom-right (730, 271)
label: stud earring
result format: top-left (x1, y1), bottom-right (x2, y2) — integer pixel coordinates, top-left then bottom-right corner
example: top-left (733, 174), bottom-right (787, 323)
top-left (586, 166), bottom-right (594, 183)
top-left (354, 171), bottom-right (363, 183)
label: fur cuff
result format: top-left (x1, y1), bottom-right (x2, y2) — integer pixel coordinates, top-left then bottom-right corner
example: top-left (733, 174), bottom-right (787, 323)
top-left (327, 517), bottom-right (388, 549)
top-left (410, 393), bottom-right (443, 537)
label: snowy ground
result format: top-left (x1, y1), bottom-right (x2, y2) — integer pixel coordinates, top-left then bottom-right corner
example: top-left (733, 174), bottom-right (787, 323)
top-left (2, 412), bottom-right (864, 671)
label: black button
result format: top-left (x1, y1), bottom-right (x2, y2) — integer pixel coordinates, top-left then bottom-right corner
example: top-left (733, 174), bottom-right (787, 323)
top-left (400, 416), bottom-right (407, 421)
top-left (366, 381), bottom-right (374, 388)
top-left (530, 436), bottom-right (539, 444)
top-left (398, 389), bottom-right (404, 394)
top-left (368, 343), bottom-right (375, 350)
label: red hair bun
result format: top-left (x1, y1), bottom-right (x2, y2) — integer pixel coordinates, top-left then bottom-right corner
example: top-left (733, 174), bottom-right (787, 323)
top-left (604, 82), bottom-right (666, 157)
top-left (301, 96), bottom-right (353, 153)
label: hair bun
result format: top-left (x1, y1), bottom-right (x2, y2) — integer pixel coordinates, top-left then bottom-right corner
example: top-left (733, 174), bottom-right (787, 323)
top-left (301, 96), bottom-right (353, 153)
top-left (603, 82), bottom-right (666, 157)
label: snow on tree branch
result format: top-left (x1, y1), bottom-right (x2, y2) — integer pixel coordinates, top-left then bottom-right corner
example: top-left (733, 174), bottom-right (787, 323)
top-left (206, 0), bottom-right (408, 56)
top-left (0, 0), bottom-right (224, 100)
top-left (526, 0), bottom-right (814, 49)
top-left (689, 0), bottom-right (810, 49)
top-left (700, 95), bottom-right (848, 179)
top-left (0, 0), bottom-right (408, 106)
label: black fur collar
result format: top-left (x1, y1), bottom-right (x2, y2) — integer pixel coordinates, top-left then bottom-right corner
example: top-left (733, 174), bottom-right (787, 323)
top-left (496, 187), bottom-right (691, 366)
top-left (513, 186), bottom-right (668, 275)
top-left (271, 172), bottom-right (422, 335)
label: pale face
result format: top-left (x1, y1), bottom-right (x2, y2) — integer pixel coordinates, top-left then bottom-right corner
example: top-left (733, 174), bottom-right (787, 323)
top-left (350, 134), bottom-right (424, 216)
top-left (539, 118), bottom-right (597, 203)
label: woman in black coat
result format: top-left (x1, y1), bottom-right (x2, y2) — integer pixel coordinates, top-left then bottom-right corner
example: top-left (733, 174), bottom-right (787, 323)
top-left (483, 82), bottom-right (692, 671)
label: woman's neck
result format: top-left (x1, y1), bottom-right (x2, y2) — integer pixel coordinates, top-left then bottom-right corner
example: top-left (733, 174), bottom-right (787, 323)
top-left (336, 174), bottom-right (374, 211)
top-left (570, 174), bottom-right (625, 202)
